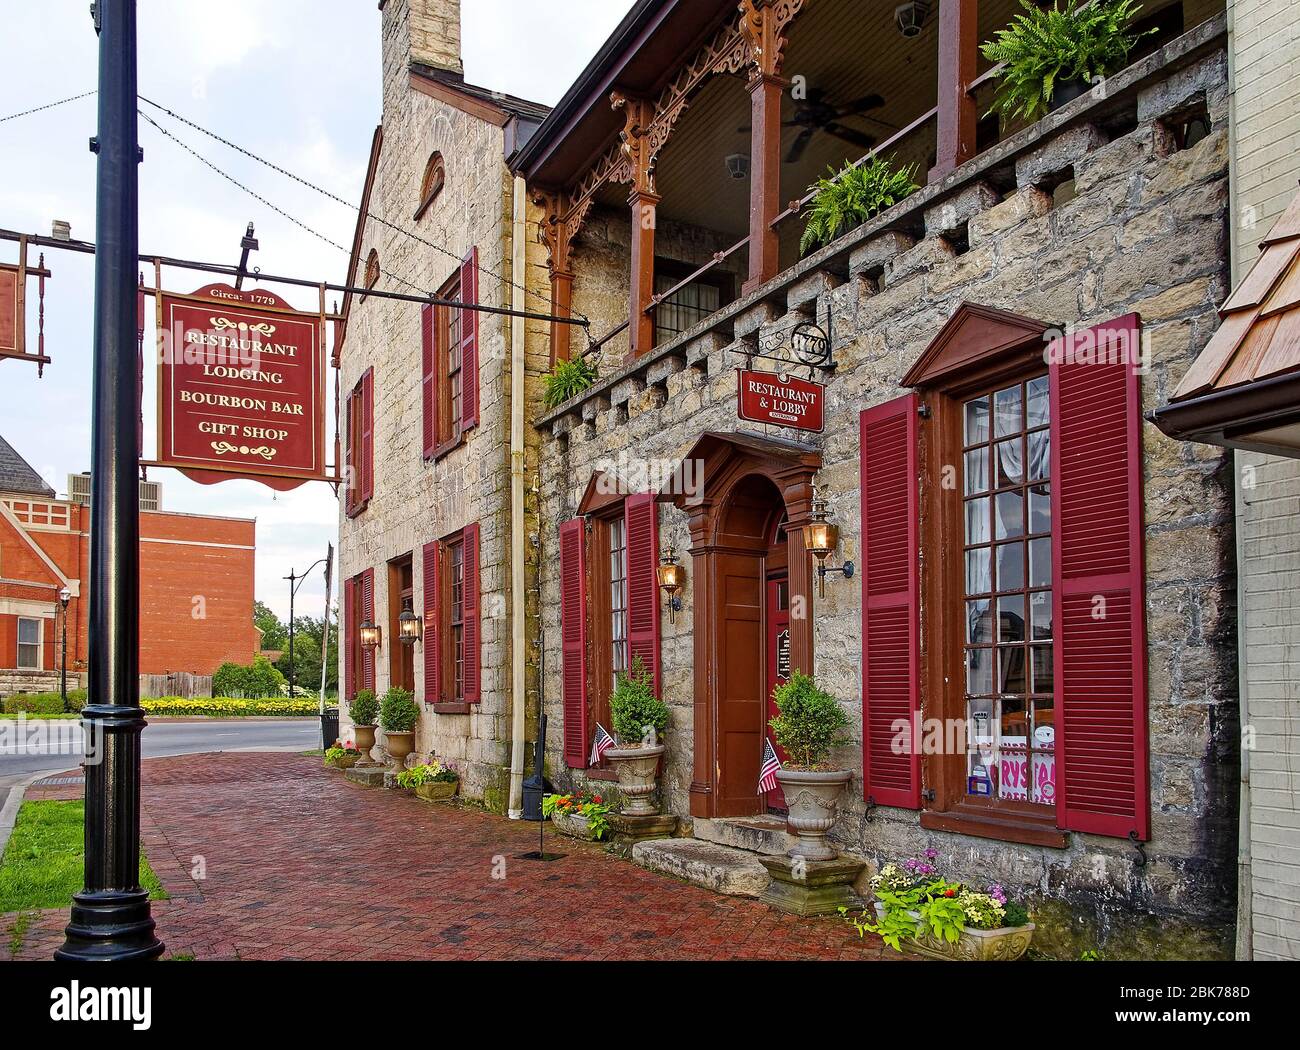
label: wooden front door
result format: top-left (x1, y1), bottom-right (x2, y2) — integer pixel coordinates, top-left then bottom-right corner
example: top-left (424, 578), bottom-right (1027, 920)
top-left (716, 552), bottom-right (765, 816)
top-left (765, 575), bottom-right (791, 811)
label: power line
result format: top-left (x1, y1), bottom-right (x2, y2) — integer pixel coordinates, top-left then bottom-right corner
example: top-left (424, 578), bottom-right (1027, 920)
top-left (0, 90), bottom-right (96, 124)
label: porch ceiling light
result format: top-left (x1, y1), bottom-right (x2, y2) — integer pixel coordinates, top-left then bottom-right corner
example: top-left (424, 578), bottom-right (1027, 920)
top-left (398, 600), bottom-right (422, 646)
top-left (802, 495), bottom-right (854, 598)
top-left (657, 546), bottom-right (687, 625)
top-left (894, 1), bottom-right (931, 38)
top-left (360, 618), bottom-right (382, 651)
top-left (726, 153), bottom-right (750, 180)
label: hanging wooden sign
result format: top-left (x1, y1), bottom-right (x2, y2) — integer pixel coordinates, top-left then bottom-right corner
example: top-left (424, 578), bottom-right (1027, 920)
top-left (0, 237), bottom-right (52, 375)
top-left (737, 369), bottom-right (825, 433)
top-left (154, 283), bottom-right (326, 491)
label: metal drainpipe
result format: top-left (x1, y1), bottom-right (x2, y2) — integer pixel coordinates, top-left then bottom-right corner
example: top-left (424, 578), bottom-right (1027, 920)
top-left (507, 173), bottom-right (529, 819)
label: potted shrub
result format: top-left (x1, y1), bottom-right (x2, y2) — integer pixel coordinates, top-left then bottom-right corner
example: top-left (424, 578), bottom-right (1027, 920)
top-left (543, 791), bottom-right (613, 841)
top-left (348, 689), bottom-right (379, 763)
top-left (379, 687), bottom-right (419, 770)
top-left (324, 743), bottom-right (364, 770)
top-left (543, 354), bottom-right (598, 409)
top-left (395, 761), bottom-right (460, 802)
top-left (842, 851), bottom-right (1036, 961)
top-left (981, 0), bottom-right (1154, 125)
top-left (768, 671), bottom-right (851, 861)
top-left (800, 155), bottom-right (918, 255)
top-left (605, 657), bottom-right (669, 817)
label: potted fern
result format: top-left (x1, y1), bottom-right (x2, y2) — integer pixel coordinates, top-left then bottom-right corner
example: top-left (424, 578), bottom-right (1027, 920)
top-left (800, 155), bottom-right (918, 255)
top-left (543, 354), bottom-right (598, 409)
top-left (605, 657), bottom-right (669, 816)
top-left (981, 0), bottom-right (1154, 125)
top-left (349, 689), bottom-right (379, 765)
top-left (379, 687), bottom-right (419, 771)
top-left (769, 671), bottom-right (852, 861)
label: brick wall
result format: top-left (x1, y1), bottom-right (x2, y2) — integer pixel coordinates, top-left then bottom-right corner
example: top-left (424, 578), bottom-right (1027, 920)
top-left (1228, 0), bottom-right (1300, 961)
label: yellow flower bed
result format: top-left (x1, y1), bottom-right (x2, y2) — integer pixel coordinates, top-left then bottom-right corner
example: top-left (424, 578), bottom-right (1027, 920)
top-left (141, 697), bottom-right (320, 718)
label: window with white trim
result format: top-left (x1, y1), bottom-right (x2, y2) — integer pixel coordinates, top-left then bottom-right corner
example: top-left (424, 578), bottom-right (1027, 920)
top-left (16, 616), bottom-right (42, 670)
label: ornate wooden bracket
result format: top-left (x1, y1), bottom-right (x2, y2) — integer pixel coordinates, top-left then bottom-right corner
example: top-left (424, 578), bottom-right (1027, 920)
top-left (718, 0), bottom-right (806, 82)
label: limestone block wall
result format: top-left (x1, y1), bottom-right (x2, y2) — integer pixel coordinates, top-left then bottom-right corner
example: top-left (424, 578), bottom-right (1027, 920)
top-left (537, 26), bottom-right (1239, 958)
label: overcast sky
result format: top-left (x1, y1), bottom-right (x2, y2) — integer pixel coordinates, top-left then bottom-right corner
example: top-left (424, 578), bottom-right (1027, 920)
top-left (0, 0), bottom-right (632, 621)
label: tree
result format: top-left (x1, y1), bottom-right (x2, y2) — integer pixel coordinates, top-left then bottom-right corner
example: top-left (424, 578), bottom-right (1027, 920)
top-left (253, 601), bottom-right (287, 653)
top-left (277, 611), bottom-right (339, 696)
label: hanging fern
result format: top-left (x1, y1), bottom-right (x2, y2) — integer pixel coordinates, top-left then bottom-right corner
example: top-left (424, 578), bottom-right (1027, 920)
top-left (543, 354), bottom-right (598, 409)
top-left (981, 0), bottom-right (1154, 126)
top-left (800, 155), bottom-right (919, 256)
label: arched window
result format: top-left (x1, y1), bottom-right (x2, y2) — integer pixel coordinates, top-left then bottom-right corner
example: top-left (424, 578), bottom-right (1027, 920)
top-left (363, 249), bottom-right (380, 296)
top-left (414, 152), bottom-right (446, 220)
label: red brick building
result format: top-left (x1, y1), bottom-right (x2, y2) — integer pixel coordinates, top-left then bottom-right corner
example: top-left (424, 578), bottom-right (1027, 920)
top-left (0, 434), bottom-right (261, 692)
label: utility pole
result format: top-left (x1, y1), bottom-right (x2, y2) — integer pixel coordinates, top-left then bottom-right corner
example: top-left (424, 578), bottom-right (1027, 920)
top-left (284, 557), bottom-right (329, 699)
top-left (56, 0), bottom-right (164, 961)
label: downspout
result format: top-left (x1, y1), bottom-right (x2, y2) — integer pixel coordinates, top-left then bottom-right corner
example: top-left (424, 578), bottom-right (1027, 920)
top-left (508, 173), bottom-right (529, 819)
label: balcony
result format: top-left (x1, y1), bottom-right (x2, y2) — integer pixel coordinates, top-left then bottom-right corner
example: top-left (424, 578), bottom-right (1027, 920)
top-left (526, 5), bottom-right (1227, 434)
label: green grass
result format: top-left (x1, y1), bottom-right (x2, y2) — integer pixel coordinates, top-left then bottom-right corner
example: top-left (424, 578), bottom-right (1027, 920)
top-left (7, 911), bottom-right (32, 957)
top-left (0, 801), bottom-right (168, 912)
top-left (0, 713), bottom-right (80, 720)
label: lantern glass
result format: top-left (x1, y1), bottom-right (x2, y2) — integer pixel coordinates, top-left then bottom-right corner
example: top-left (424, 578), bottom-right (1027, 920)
top-left (398, 605), bottom-right (422, 645)
top-left (360, 619), bottom-right (381, 650)
top-left (803, 521), bottom-right (839, 557)
top-left (657, 562), bottom-right (683, 594)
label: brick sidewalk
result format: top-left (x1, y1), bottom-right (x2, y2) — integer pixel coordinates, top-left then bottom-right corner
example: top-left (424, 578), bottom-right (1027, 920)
top-left (3, 753), bottom-right (904, 962)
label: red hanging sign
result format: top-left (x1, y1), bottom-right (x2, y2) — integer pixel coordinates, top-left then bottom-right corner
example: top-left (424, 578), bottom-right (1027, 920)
top-left (737, 369), bottom-right (825, 433)
top-left (155, 283), bottom-right (326, 490)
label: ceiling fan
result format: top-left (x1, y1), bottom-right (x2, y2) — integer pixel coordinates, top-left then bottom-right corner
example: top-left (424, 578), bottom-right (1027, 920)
top-left (740, 88), bottom-right (885, 164)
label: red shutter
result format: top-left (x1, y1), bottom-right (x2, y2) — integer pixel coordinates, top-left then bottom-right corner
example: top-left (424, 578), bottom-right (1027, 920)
top-left (460, 247), bottom-right (479, 431)
top-left (1050, 314), bottom-right (1150, 841)
top-left (344, 387), bottom-right (356, 515)
top-left (860, 393), bottom-right (921, 809)
top-left (361, 368), bottom-right (374, 504)
top-left (421, 304), bottom-right (436, 460)
top-left (422, 541), bottom-right (440, 704)
top-left (361, 567), bottom-right (375, 692)
top-left (462, 522), bottom-right (481, 703)
top-left (624, 492), bottom-right (661, 697)
top-left (343, 577), bottom-right (356, 702)
top-left (559, 518), bottom-right (589, 768)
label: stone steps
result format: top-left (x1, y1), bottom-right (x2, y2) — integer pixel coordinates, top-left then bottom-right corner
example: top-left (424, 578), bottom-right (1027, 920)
top-left (631, 838), bottom-right (771, 898)
top-left (693, 815), bottom-right (795, 856)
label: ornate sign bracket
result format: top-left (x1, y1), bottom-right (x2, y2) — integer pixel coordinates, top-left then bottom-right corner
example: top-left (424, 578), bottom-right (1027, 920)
top-left (752, 302), bottom-right (836, 376)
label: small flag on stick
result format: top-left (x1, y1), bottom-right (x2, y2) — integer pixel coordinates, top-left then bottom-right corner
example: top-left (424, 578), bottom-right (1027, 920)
top-left (759, 738), bottom-right (782, 795)
top-left (590, 723), bottom-right (615, 767)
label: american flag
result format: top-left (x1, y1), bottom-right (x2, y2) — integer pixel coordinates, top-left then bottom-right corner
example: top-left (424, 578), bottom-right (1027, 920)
top-left (758, 738), bottom-right (782, 795)
top-left (589, 723), bottom-right (615, 766)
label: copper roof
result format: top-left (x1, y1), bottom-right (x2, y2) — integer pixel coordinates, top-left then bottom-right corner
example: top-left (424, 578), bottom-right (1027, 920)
top-left (1175, 188), bottom-right (1300, 398)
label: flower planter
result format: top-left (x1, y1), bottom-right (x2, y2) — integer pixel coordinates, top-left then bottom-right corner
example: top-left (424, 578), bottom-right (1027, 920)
top-left (414, 781), bottom-right (458, 803)
top-left (384, 730), bottom-right (416, 770)
top-left (775, 768), bottom-right (851, 861)
top-left (1049, 76), bottom-right (1092, 112)
top-left (328, 754), bottom-right (361, 770)
top-left (551, 808), bottom-right (601, 841)
top-left (873, 903), bottom-right (1035, 961)
top-left (605, 744), bottom-right (665, 816)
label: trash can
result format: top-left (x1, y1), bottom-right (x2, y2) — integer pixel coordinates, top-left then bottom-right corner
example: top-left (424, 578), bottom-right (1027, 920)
top-left (321, 707), bottom-right (340, 751)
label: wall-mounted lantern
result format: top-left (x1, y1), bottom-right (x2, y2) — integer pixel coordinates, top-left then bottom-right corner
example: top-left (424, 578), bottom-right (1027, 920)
top-left (398, 600), bottom-right (422, 645)
top-left (359, 618), bottom-right (382, 651)
top-left (802, 495), bottom-right (854, 599)
top-left (657, 546), bottom-right (687, 625)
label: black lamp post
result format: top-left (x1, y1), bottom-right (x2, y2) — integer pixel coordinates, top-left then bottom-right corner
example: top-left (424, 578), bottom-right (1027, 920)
top-left (56, 0), bottom-right (164, 962)
top-left (58, 587), bottom-right (71, 712)
top-left (284, 558), bottom-right (329, 699)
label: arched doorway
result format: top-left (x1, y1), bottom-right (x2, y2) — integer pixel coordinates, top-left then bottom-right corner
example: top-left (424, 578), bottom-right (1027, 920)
top-left (664, 432), bottom-right (821, 819)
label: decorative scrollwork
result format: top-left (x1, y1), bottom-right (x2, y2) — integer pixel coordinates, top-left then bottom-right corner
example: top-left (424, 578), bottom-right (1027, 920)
top-left (211, 442), bottom-right (277, 461)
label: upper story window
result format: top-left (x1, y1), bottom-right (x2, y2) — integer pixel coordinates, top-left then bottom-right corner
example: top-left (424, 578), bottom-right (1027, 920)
top-left (344, 368), bottom-right (374, 517)
top-left (421, 249), bottom-right (480, 460)
top-left (363, 249), bottom-right (380, 296)
top-left (414, 152), bottom-right (446, 220)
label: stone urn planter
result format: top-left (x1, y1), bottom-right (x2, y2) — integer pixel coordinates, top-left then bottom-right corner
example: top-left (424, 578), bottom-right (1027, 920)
top-left (775, 768), bottom-right (852, 861)
top-left (353, 725), bottom-right (379, 766)
top-left (385, 730), bottom-right (416, 771)
top-left (329, 752), bottom-right (361, 770)
top-left (605, 744), bottom-right (666, 816)
top-left (874, 903), bottom-right (1035, 961)
top-left (551, 808), bottom-right (600, 841)
top-left (414, 780), bottom-right (458, 803)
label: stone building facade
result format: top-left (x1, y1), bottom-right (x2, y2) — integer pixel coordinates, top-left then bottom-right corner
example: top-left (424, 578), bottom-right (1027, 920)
top-left (526, 9), bottom-right (1241, 958)
top-left (335, 0), bottom-right (552, 810)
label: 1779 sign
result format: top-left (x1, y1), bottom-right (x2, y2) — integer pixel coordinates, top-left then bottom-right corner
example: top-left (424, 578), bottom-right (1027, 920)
top-left (156, 283), bottom-right (325, 490)
top-left (737, 369), bottom-right (825, 433)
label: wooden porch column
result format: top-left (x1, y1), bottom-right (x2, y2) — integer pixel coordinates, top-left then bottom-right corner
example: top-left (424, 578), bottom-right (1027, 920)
top-left (929, 0), bottom-right (978, 184)
top-left (612, 92), bottom-right (661, 358)
top-left (746, 72), bottom-right (784, 292)
top-left (550, 270), bottom-right (574, 364)
top-left (534, 191), bottom-right (583, 365)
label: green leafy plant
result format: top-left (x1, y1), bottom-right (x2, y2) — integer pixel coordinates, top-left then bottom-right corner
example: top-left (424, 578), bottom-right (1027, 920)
top-left (799, 155), bottom-right (918, 255)
top-left (348, 688), bottom-right (378, 727)
top-left (767, 670), bottom-right (850, 769)
top-left (543, 791), bottom-right (614, 841)
top-left (543, 355), bottom-right (598, 409)
top-left (396, 762), bottom-right (459, 789)
top-left (379, 687), bottom-right (419, 733)
top-left (609, 656), bottom-right (669, 746)
top-left (981, 0), bottom-right (1155, 125)
top-left (212, 654), bottom-right (286, 698)
top-left (324, 744), bottom-right (362, 767)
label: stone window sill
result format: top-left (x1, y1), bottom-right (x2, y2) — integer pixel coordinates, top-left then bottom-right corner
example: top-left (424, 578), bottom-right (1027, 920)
top-left (430, 431), bottom-right (465, 464)
top-left (429, 702), bottom-right (471, 715)
top-left (920, 805), bottom-right (1068, 849)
